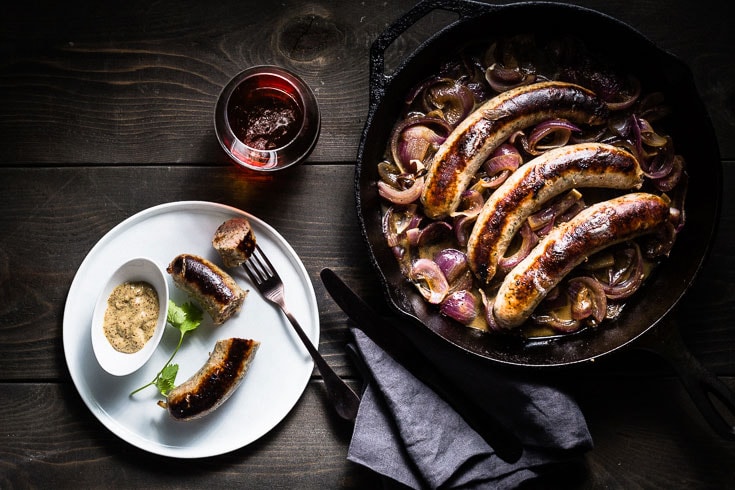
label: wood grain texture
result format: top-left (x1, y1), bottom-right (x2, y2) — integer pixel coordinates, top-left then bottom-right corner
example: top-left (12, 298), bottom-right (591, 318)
top-left (0, 381), bottom-right (378, 489)
top-left (1, 378), bottom-right (733, 489)
top-left (1, 0), bottom-right (733, 165)
top-left (1, 0), bottom-right (734, 487)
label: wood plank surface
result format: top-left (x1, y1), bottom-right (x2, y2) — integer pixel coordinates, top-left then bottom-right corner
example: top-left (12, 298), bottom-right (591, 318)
top-left (1, 0), bottom-right (734, 488)
top-left (1, 377), bottom-right (733, 489)
top-left (1, 0), bottom-right (733, 165)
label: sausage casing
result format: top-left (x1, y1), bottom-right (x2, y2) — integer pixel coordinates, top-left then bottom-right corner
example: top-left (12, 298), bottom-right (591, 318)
top-left (493, 193), bottom-right (670, 329)
top-left (420, 81), bottom-right (609, 219)
top-left (167, 253), bottom-right (247, 325)
top-left (467, 143), bottom-right (643, 283)
top-left (165, 337), bottom-right (260, 421)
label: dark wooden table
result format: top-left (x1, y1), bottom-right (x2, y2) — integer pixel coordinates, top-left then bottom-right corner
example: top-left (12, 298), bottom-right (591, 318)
top-left (2, 1), bottom-right (733, 488)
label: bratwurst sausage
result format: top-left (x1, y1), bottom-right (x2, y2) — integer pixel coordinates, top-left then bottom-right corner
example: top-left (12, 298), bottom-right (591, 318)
top-left (420, 81), bottom-right (609, 219)
top-left (493, 193), bottom-right (670, 329)
top-left (467, 143), bottom-right (644, 283)
top-left (164, 337), bottom-right (260, 420)
top-left (167, 254), bottom-right (247, 325)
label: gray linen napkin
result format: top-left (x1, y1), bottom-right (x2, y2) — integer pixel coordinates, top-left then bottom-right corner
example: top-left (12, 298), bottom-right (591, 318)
top-left (347, 328), bottom-right (593, 489)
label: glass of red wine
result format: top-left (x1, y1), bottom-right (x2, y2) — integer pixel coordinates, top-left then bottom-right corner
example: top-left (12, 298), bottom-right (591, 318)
top-left (215, 66), bottom-right (320, 171)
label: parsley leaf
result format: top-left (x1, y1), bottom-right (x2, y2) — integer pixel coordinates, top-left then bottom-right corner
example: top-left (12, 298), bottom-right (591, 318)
top-left (130, 300), bottom-right (203, 397)
top-left (155, 363), bottom-right (179, 396)
top-left (168, 300), bottom-right (203, 335)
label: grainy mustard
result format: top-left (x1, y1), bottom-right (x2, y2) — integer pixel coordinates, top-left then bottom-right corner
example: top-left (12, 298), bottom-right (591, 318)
top-left (103, 281), bottom-right (159, 354)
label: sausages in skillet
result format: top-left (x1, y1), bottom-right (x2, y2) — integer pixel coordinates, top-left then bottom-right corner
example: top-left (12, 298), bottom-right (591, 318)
top-left (467, 142), bottom-right (644, 284)
top-left (420, 81), bottom-right (609, 219)
top-left (493, 193), bottom-right (670, 329)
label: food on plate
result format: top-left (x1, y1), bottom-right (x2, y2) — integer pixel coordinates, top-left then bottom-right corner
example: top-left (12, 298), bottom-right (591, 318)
top-left (167, 254), bottom-right (247, 325)
top-left (377, 34), bottom-right (687, 336)
top-left (102, 281), bottom-right (160, 353)
top-left (161, 337), bottom-right (260, 421)
top-left (129, 299), bottom-right (204, 397)
top-left (212, 217), bottom-right (257, 267)
top-left (493, 193), bottom-right (670, 329)
top-left (420, 81), bottom-right (609, 219)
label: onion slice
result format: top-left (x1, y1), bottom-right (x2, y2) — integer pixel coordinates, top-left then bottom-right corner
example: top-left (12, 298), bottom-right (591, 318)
top-left (522, 119), bottom-right (581, 155)
top-left (378, 177), bottom-right (424, 205)
top-left (440, 290), bottom-right (478, 324)
top-left (390, 116), bottom-right (451, 170)
top-left (409, 259), bottom-right (449, 304)
top-left (568, 276), bottom-right (607, 324)
top-left (498, 222), bottom-right (539, 272)
top-left (598, 243), bottom-right (645, 300)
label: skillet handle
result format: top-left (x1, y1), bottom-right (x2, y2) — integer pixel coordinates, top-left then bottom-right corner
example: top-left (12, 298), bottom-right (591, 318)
top-left (368, 0), bottom-right (492, 106)
top-left (637, 316), bottom-right (735, 440)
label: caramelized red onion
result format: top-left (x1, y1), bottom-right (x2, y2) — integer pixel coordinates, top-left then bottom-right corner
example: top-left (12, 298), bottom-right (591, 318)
top-left (522, 119), bottom-right (581, 155)
top-left (595, 243), bottom-right (645, 300)
top-left (651, 154), bottom-right (685, 192)
top-left (479, 290), bottom-right (501, 331)
top-left (434, 248), bottom-right (474, 292)
top-left (485, 63), bottom-right (536, 92)
top-left (531, 313), bottom-right (581, 333)
top-left (498, 222), bottom-right (538, 272)
top-left (450, 189), bottom-right (485, 218)
top-left (481, 144), bottom-right (522, 189)
top-left (440, 290), bottom-right (478, 324)
top-left (527, 189), bottom-right (584, 235)
top-left (415, 221), bottom-right (452, 248)
top-left (642, 221), bottom-right (677, 259)
top-left (567, 276), bottom-right (607, 324)
top-left (378, 158), bottom-right (428, 205)
top-left (434, 248), bottom-right (468, 283)
top-left (382, 205), bottom-right (422, 247)
top-left (378, 178), bottom-right (424, 205)
top-left (424, 78), bottom-right (476, 126)
top-left (453, 215), bottom-right (476, 248)
top-left (409, 258), bottom-right (449, 304)
top-left (390, 116), bottom-right (451, 170)
top-left (605, 76), bottom-right (641, 111)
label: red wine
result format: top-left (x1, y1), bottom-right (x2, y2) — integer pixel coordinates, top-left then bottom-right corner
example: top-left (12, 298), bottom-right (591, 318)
top-left (227, 78), bottom-right (303, 151)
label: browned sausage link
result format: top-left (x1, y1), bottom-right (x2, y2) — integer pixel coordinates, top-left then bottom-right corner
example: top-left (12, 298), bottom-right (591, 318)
top-left (493, 193), bottom-right (670, 329)
top-left (167, 254), bottom-right (247, 325)
top-left (166, 338), bottom-right (260, 421)
top-left (420, 81), bottom-right (609, 219)
top-left (467, 143), bottom-right (643, 283)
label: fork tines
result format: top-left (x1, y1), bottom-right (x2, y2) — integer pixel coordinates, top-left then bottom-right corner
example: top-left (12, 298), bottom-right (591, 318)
top-left (243, 245), bottom-right (275, 284)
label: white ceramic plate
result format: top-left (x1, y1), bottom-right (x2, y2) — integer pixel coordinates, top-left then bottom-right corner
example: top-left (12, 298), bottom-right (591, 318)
top-left (63, 201), bottom-right (318, 458)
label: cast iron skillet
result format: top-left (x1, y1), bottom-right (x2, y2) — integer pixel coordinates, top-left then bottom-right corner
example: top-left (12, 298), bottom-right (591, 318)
top-left (355, 0), bottom-right (735, 438)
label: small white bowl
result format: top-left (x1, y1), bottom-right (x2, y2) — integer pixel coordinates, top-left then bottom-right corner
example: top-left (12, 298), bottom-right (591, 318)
top-left (91, 257), bottom-right (169, 376)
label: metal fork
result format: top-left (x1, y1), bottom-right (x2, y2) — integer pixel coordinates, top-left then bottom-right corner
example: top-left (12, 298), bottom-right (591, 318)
top-left (242, 245), bottom-right (360, 421)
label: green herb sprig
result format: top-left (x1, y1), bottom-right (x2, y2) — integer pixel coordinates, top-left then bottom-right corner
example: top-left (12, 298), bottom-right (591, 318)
top-left (130, 299), bottom-right (203, 397)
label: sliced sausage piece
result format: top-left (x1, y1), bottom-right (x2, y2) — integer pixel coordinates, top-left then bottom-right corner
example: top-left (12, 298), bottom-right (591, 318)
top-left (493, 193), bottom-right (670, 329)
top-left (212, 217), bottom-right (257, 268)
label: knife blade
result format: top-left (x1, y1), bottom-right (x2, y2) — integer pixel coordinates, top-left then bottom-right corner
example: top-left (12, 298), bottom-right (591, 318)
top-left (320, 268), bottom-right (523, 464)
